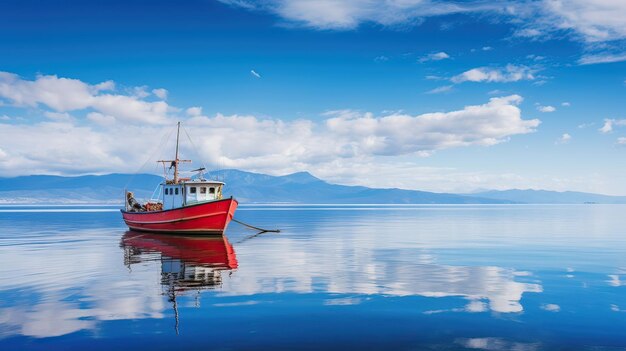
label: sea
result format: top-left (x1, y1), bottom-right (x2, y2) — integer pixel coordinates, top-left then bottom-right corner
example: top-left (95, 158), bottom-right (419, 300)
top-left (1, 204), bottom-right (625, 350)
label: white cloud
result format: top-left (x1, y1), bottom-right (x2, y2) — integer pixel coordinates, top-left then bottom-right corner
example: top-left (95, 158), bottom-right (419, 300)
top-left (562, 102), bottom-right (571, 107)
top-left (152, 88), bottom-right (168, 100)
top-left (0, 84), bottom-right (539, 180)
top-left (0, 72), bottom-right (173, 125)
top-left (131, 85), bottom-right (150, 99)
top-left (599, 119), bottom-right (626, 133)
top-left (451, 65), bottom-right (535, 83)
top-left (514, 28), bottom-right (542, 38)
top-left (526, 54), bottom-right (545, 61)
top-left (617, 137), bottom-right (626, 145)
top-left (86, 112), bottom-right (116, 126)
top-left (0, 71), bottom-right (552, 192)
top-left (44, 111), bottom-right (73, 121)
top-left (538, 0), bottom-right (626, 43)
top-left (221, 0), bottom-right (626, 43)
top-left (319, 95), bottom-right (538, 155)
top-left (250, 69), bottom-right (261, 78)
top-left (374, 55), bottom-right (389, 62)
top-left (186, 106), bottom-right (203, 116)
top-left (556, 133), bottom-right (571, 144)
top-left (537, 105), bottom-right (556, 113)
top-left (600, 119), bottom-right (613, 133)
top-left (419, 51), bottom-right (450, 63)
top-left (425, 75), bottom-right (444, 80)
top-left (220, 0), bottom-right (506, 30)
top-left (220, 1), bottom-right (626, 66)
top-left (482, 46), bottom-right (493, 51)
top-left (426, 85), bottom-right (453, 94)
top-left (579, 52), bottom-right (626, 65)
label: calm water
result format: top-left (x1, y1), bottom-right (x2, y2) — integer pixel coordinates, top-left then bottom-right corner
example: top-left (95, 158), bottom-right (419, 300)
top-left (1, 204), bottom-right (626, 350)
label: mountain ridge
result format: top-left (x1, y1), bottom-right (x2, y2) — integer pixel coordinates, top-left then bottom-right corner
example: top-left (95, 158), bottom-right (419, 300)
top-left (0, 170), bottom-right (624, 204)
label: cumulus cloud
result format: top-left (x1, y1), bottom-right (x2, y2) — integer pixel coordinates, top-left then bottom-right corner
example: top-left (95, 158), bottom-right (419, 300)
top-left (152, 88), bottom-right (168, 100)
top-left (600, 119), bottom-right (613, 133)
top-left (556, 133), bottom-right (571, 144)
top-left (418, 51), bottom-right (450, 63)
top-left (0, 73), bottom-right (539, 180)
top-left (0, 72), bottom-right (173, 124)
top-left (537, 105), bottom-right (556, 113)
top-left (186, 106), bottom-right (203, 116)
top-left (599, 119), bottom-right (626, 133)
top-left (321, 95), bottom-right (538, 155)
top-left (451, 65), bottom-right (535, 83)
top-left (86, 112), bottom-right (116, 126)
top-left (44, 111), bottom-right (73, 121)
top-left (0, 71), bottom-right (550, 191)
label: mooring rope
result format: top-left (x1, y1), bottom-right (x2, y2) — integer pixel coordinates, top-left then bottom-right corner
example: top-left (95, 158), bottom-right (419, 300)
top-left (231, 218), bottom-right (280, 233)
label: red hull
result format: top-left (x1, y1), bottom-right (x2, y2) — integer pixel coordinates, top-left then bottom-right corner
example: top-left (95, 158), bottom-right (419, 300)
top-left (121, 197), bottom-right (238, 234)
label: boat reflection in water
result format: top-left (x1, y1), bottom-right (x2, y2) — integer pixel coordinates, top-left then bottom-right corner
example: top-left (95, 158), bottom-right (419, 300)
top-left (120, 231), bottom-right (238, 333)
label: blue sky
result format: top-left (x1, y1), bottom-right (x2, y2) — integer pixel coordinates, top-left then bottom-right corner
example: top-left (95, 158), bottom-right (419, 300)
top-left (0, 0), bottom-right (625, 194)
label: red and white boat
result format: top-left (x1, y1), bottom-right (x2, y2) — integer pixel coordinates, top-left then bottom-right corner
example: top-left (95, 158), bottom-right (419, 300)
top-left (121, 122), bottom-right (238, 234)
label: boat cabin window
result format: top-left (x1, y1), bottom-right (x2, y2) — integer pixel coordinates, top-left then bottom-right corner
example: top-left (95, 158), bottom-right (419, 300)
top-left (165, 188), bottom-right (169, 195)
top-left (175, 188), bottom-right (179, 195)
top-left (209, 187), bottom-right (215, 194)
top-left (189, 187), bottom-right (196, 194)
top-left (200, 187), bottom-right (206, 194)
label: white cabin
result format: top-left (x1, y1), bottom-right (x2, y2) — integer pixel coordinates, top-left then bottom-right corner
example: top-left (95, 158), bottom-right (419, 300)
top-left (161, 180), bottom-right (224, 210)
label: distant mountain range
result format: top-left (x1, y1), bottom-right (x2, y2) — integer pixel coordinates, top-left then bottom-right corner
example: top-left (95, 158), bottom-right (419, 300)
top-left (470, 189), bottom-right (626, 204)
top-left (0, 169), bottom-right (624, 204)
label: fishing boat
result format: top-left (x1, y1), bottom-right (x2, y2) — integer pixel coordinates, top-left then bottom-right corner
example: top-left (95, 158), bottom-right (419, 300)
top-left (121, 122), bottom-right (238, 234)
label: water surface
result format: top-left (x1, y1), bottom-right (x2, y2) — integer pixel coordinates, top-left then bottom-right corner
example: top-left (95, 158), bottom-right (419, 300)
top-left (1, 204), bottom-right (625, 350)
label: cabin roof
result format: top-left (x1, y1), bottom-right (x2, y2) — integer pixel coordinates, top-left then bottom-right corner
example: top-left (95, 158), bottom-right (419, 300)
top-left (162, 180), bottom-right (225, 186)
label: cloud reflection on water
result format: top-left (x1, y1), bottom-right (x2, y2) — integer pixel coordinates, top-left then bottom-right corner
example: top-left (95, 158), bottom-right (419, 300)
top-left (0, 226), bottom-right (543, 338)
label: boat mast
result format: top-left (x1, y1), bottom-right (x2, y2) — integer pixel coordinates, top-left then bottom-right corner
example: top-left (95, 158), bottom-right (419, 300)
top-left (157, 122), bottom-right (191, 184)
top-left (174, 121), bottom-right (180, 184)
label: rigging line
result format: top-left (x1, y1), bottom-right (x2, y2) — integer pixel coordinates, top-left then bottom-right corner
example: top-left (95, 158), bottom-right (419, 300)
top-left (124, 124), bottom-right (176, 190)
top-left (181, 124), bottom-right (209, 177)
